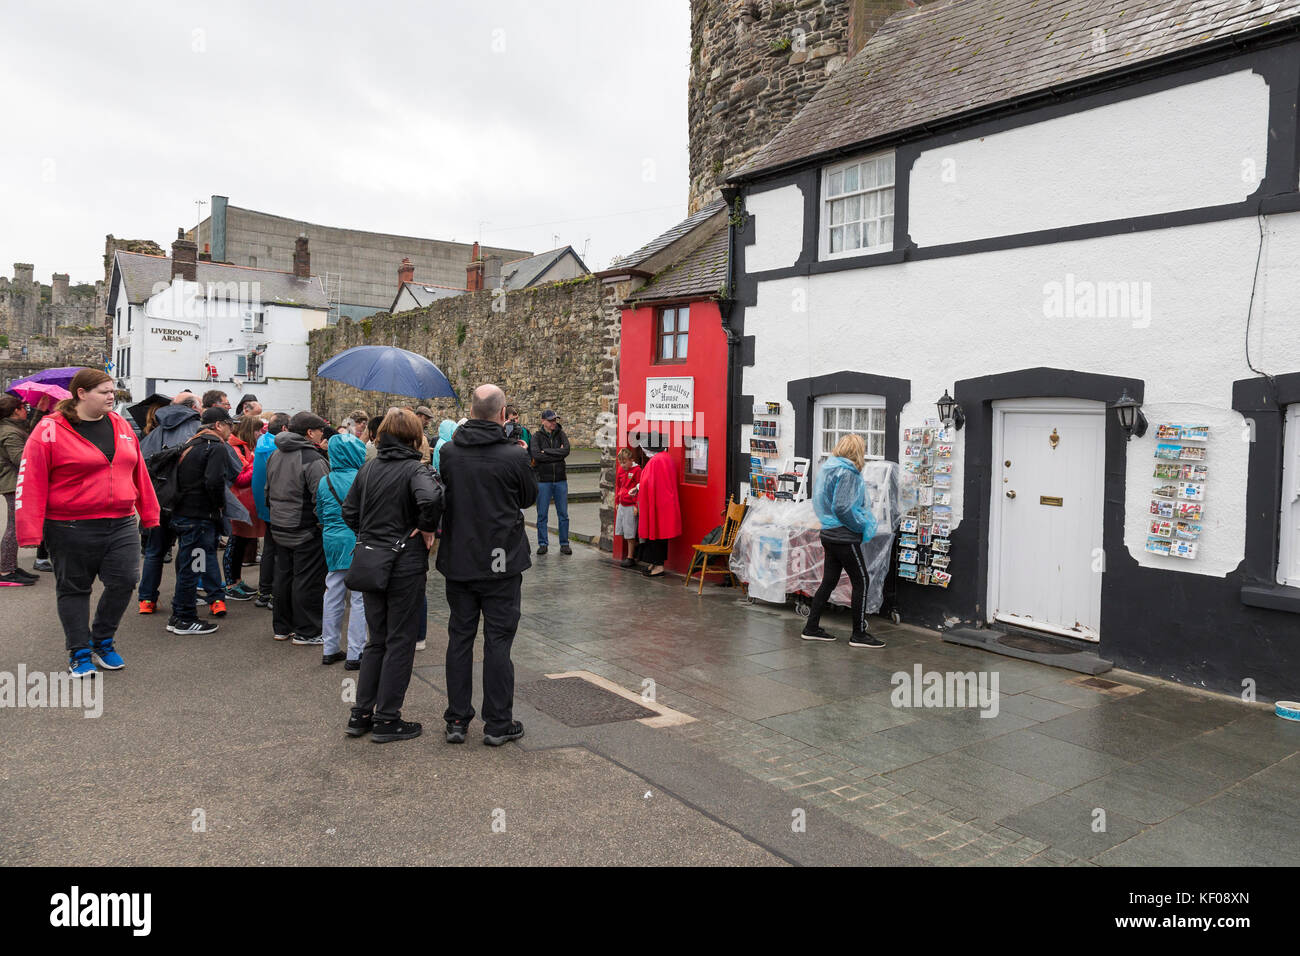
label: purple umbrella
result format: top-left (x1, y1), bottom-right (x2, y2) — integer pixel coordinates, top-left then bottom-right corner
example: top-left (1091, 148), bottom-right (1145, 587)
top-left (8, 366), bottom-right (85, 390)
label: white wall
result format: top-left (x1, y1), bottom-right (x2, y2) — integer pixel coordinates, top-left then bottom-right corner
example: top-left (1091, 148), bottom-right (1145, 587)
top-left (741, 212), bottom-right (1300, 578)
top-left (744, 184), bottom-right (805, 272)
top-left (908, 70), bottom-right (1270, 247)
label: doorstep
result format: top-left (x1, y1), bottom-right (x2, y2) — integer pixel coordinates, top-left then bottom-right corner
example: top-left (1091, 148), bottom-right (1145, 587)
top-left (943, 625), bottom-right (1113, 675)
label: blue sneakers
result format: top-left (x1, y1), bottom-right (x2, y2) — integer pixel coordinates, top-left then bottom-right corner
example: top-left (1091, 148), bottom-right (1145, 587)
top-left (92, 642), bottom-right (125, 670)
top-left (69, 652), bottom-right (98, 678)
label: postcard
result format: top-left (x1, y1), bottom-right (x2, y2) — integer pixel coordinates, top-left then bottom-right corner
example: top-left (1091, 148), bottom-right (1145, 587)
top-left (933, 475), bottom-right (952, 489)
top-left (1171, 540), bottom-right (1198, 559)
top-left (1154, 462), bottom-right (1182, 480)
top-left (919, 487), bottom-right (934, 506)
top-left (1155, 444), bottom-right (1182, 460)
top-left (1175, 501), bottom-right (1202, 520)
top-left (934, 492), bottom-right (952, 506)
top-left (1149, 519), bottom-right (1173, 538)
top-left (899, 534), bottom-right (918, 549)
top-left (1150, 499), bottom-right (1175, 518)
top-left (899, 549), bottom-right (919, 565)
top-left (901, 518), bottom-right (918, 533)
top-left (917, 568), bottom-right (932, 586)
top-left (1179, 445), bottom-right (1206, 461)
top-left (931, 538), bottom-right (951, 554)
top-left (1152, 484), bottom-right (1178, 499)
top-left (932, 522), bottom-right (951, 537)
top-left (1174, 522), bottom-right (1201, 540)
top-left (1180, 464), bottom-right (1208, 482)
top-left (1178, 482), bottom-right (1205, 501)
top-left (1145, 538), bottom-right (1172, 556)
top-left (1181, 425), bottom-right (1209, 441)
top-left (933, 462), bottom-right (953, 475)
top-left (919, 526), bottom-right (931, 547)
top-left (1156, 423), bottom-right (1182, 440)
top-left (930, 554), bottom-right (951, 569)
top-left (930, 569), bottom-right (952, 588)
top-left (936, 444), bottom-right (954, 458)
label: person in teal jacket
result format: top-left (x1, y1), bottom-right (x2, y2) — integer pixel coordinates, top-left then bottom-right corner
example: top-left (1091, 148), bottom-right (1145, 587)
top-left (431, 419), bottom-right (457, 472)
top-left (802, 433), bottom-right (884, 648)
top-left (316, 433), bottom-right (368, 667)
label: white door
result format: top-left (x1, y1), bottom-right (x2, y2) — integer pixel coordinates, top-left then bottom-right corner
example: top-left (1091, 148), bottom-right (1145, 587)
top-left (989, 399), bottom-right (1105, 642)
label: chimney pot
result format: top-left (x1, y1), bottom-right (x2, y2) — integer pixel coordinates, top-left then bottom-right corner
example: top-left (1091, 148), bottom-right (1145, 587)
top-left (398, 257), bottom-right (415, 289)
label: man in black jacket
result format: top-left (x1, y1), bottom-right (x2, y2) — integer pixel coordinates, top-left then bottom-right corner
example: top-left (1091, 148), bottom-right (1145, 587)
top-left (167, 408), bottom-right (232, 635)
top-left (528, 409), bottom-right (571, 555)
top-left (436, 384), bottom-right (539, 746)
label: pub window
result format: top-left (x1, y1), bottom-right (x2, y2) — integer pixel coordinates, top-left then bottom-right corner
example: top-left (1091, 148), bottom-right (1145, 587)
top-left (655, 306), bottom-right (689, 364)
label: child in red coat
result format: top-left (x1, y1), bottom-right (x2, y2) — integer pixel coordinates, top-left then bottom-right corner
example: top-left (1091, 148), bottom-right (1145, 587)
top-left (614, 447), bottom-right (641, 567)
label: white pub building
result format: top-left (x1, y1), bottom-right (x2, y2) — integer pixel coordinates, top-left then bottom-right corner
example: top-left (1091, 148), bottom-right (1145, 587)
top-left (108, 230), bottom-right (328, 414)
top-left (722, 0), bottom-right (1300, 697)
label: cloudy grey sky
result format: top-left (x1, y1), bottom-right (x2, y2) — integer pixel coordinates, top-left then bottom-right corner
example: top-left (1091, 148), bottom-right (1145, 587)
top-left (0, 0), bottom-right (690, 286)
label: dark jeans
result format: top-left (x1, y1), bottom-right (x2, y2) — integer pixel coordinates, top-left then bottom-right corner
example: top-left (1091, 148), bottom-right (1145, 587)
top-left (171, 515), bottom-right (221, 622)
top-left (259, 533), bottom-right (276, 598)
top-left (354, 565), bottom-right (426, 723)
top-left (138, 516), bottom-right (178, 602)
top-left (44, 515), bottom-right (140, 656)
top-left (806, 535), bottom-right (870, 636)
top-left (443, 574), bottom-right (523, 735)
top-left (271, 531), bottom-right (327, 639)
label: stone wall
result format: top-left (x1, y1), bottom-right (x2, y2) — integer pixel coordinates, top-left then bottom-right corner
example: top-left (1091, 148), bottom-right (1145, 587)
top-left (309, 276), bottom-right (614, 448)
top-left (688, 0), bottom-right (911, 212)
top-left (0, 330), bottom-right (110, 390)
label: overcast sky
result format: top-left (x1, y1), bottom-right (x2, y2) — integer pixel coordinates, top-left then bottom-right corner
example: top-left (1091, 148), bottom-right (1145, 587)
top-left (0, 0), bottom-right (690, 286)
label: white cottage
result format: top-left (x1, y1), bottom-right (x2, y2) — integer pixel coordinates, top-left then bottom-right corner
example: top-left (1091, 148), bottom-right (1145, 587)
top-left (108, 231), bottom-right (328, 414)
top-left (723, 0), bottom-right (1300, 696)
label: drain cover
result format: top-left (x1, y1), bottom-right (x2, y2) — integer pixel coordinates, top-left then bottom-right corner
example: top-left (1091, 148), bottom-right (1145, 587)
top-left (1078, 677), bottom-right (1121, 689)
top-left (997, 633), bottom-right (1076, 655)
top-left (518, 677), bottom-right (657, 727)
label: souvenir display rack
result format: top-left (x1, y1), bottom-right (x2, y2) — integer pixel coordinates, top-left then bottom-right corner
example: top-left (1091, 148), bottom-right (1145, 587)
top-left (749, 401), bottom-right (786, 498)
top-left (896, 419), bottom-right (954, 588)
top-left (1146, 423), bottom-right (1208, 560)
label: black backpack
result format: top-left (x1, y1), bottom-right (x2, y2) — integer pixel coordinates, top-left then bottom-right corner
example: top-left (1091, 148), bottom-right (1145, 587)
top-left (146, 437), bottom-right (201, 511)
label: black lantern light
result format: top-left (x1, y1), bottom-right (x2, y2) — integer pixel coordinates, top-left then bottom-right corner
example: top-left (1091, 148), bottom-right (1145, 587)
top-left (936, 389), bottom-right (965, 430)
top-left (1111, 388), bottom-right (1148, 441)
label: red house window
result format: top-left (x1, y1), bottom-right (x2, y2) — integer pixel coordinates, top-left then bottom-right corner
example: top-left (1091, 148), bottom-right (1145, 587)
top-left (655, 307), bottom-right (689, 364)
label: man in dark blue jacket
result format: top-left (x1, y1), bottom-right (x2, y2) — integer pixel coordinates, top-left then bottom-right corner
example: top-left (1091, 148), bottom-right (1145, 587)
top-left (528, 409), bottom-right (571, 555)
top-left (167, 408), bottom-right (233, 634)
top-left (437, 384), bottom-right (538, 746)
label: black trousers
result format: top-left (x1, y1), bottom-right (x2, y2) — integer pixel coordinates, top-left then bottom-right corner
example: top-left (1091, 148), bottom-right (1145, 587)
top-left (259, 533), bottom-right (276, 598)
top-left (806, 535), bottom-right (870, 636)
top-left (270, 531), bottom-right (326, 639)
top-left (354, 565), bottom-right (427, 723)
top-left (44, 516), bottom-right (140, 656)
top-left (443, 575), bottom-right (523, 735)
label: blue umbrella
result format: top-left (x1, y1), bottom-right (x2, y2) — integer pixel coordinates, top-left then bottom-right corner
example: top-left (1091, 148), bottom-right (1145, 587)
top-left (317, 346), bottom-right (457, 400)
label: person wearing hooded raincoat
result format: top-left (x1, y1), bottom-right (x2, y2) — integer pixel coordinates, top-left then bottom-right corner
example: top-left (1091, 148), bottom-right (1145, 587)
top-left (801, 433), bottom-right (883, 647)
top-left (635, 450), bottom-right (682, 577)
top-left (315, 433), bottom-right (368, 667)
top-left (431, 419), bottom-right (456, 473)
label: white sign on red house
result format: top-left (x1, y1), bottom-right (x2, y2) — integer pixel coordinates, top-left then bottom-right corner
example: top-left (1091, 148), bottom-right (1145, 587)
top-left (646, 376), bottom-right (694, 422)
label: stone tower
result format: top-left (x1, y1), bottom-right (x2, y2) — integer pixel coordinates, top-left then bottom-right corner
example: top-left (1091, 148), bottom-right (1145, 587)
top-left (687, 0), bottom-right (913, 213)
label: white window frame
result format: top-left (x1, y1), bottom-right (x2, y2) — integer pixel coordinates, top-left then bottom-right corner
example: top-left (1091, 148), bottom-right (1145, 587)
top-left (1280, 404), bottom-right (1300, 588)
top-left (813, 393), bottom-right (886, 474)
top-left (819, 151), bottom-right (896, 261)
top-left (241, 308), bottom-right (264, 333)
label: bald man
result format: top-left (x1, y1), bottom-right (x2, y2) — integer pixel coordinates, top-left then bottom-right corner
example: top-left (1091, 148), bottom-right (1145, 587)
top-left (435, 383), bottom-right (538, 746)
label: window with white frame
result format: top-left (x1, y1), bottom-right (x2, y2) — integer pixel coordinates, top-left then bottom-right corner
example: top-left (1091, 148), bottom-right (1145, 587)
top-left (814, 394), bottom-right (886, 472)
top-left (820, 152), bottom-right (895, 259)
top-left (242, 309), bottom-right (264, 332)
top-left (1281, 405), bottom-right (1300, 587)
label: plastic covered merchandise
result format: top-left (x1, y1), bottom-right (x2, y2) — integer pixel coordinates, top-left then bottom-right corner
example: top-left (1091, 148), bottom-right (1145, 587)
top-left (731, 461), bottom-right (901, 611)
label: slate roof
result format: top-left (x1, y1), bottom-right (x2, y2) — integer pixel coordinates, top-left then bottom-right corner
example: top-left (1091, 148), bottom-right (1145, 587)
top-left (734, 0), bottom-right (1300, 180)
top-left (626, 225), bottom-right (729, 304)
top-left (392, 282), bottom-right (464, 312)
top-left (501, 247), bottom-right (588, 290)
top-left (113, 251), bottom-right (328, 309)
top-left (613, 200), bottom-right (727, 270)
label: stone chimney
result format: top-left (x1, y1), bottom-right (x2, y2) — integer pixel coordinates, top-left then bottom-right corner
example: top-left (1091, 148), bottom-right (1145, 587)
top-left (485, 254), bottom-right (503, 291)
top-left (51, 272), bottom-right (69, 304)
top-left (199, 243), bottom-right (212, 262)
top-left (466, 242), bottom-right (484, 291)
top-left (398, 257), bottom-right (415, 289)
top-left (171, 228), bottom-right (198, 283)
top-left (293, 235), bottom-right (310, 278)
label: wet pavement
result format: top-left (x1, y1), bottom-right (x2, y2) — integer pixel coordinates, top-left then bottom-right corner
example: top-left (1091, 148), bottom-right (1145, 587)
top-left (1, 526), bottom-right (1297, 866)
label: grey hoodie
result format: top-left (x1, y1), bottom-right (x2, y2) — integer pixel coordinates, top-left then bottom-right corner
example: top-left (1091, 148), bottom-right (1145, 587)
top-left (265, 430), bottom-right (330, 546)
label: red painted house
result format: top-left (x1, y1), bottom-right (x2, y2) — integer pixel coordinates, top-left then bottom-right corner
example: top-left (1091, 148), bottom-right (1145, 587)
top-left (615, 212), bottom-right (731, 575)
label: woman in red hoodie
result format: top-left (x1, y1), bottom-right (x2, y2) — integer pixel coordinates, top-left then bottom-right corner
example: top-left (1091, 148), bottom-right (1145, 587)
top-left (17, 368), bottom-right (160, 677)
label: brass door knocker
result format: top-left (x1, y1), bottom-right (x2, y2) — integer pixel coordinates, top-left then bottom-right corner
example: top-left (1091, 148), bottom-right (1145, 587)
top-left (1049, 428), bottom-right (1060, 449)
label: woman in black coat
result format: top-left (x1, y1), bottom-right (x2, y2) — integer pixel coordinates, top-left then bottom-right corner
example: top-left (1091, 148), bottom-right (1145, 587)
top-left (341, 407), bottom-right (444, 743)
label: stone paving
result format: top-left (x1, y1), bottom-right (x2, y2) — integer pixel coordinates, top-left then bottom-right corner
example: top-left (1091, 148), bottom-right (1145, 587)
top-left (516, 544), bottom-right (1300, 866)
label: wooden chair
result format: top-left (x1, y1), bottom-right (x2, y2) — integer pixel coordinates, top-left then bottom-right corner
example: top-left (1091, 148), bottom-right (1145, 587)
top-left (685, 496), bottom-right (749, 594)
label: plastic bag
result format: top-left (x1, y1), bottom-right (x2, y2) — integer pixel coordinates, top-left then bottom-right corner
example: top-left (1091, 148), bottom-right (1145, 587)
top-left (731, 461), bottom-right (901, 612)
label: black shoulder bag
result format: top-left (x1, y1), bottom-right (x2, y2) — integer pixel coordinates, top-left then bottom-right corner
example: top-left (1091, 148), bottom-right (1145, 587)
top-left (343, 464), bottom-right (415, 593)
